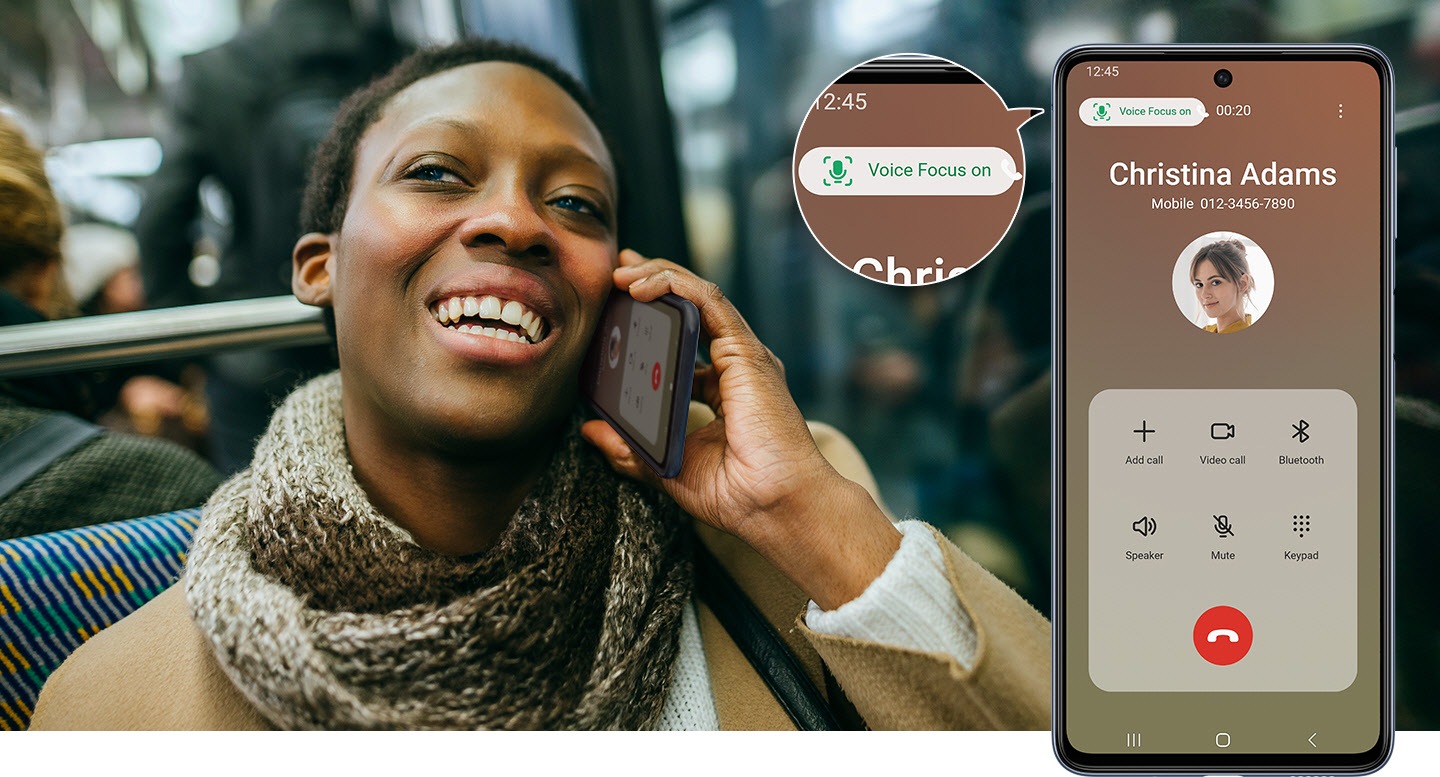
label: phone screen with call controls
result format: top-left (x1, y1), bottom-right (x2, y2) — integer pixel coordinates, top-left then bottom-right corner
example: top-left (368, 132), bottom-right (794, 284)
top-left (1054, 46), bottom-right (1393, 773)
top-left (582, 291), bottom-right (699, 479)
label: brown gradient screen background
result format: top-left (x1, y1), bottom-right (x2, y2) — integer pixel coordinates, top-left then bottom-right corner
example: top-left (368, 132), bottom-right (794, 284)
top-left (1062, 59), bottom-right (1384, 754)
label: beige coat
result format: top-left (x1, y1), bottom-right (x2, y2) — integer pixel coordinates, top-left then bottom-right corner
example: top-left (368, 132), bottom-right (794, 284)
top-left (29, 416), bottom-right (1050, 730)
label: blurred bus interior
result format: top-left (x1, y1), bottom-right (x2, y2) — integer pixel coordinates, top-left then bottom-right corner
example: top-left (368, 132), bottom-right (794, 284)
top-left (3, 0), bottom-right (1440, 727)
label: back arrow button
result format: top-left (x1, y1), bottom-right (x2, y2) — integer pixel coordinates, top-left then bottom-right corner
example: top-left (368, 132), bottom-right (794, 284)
top-left (1308, 732), bottom-right (1318, 748)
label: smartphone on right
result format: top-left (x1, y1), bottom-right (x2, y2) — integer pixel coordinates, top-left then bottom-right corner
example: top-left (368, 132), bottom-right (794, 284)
top-left (1054, 46), bottom-right (1393, 773)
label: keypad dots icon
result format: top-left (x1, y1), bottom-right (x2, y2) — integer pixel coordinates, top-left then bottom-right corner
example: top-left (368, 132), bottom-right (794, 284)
top-left (1292, 514), bottom-right (1312, 537)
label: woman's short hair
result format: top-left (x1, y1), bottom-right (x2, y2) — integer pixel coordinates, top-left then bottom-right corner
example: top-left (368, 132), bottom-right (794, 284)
top-left (1190, 238), bottom-right (1254, 303)
top-left (0, 111), bottom-right (64, 285)
top-left (299, 38), bottom-right (600, 236)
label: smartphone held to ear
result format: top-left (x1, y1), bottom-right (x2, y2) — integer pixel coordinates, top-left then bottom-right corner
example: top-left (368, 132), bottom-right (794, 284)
top-left (582, 292), bottom-right (700, 478)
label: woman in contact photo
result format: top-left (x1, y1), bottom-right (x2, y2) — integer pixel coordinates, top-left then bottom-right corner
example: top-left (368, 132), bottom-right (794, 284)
top-left (1192, 238), bottom-right (1259, 335)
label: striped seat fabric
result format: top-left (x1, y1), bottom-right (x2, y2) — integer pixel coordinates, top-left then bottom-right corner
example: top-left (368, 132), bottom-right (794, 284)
top-left (0, 508), bottom-right (200, 730)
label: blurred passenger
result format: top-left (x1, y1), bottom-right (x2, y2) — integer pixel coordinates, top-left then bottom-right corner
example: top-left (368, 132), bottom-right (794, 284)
top-left (842, 294), bottom-right (958, 520)
top-left (972, 197), bottom-right (1054, 611)
top-left (63, 223), bottom-right (144, 317)
top-left (135, 0), bottom-right (406, 473)
top-left (0, 113), bottom-right (222, 540)
top-left (63, 223), bottom-right (208, 452)
top-left (33, 40), bottom-right (1049, 730)
top-left (1396, 395), bottom-right (1440, 730)
top-left (1394, 193), bottom-right (1440, 732)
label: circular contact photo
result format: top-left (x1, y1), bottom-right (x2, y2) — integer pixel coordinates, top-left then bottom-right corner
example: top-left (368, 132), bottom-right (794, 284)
top-left (607, 325), bottom-right (622, 368)
top-left (1171, 231), bottom-right (1274, 334)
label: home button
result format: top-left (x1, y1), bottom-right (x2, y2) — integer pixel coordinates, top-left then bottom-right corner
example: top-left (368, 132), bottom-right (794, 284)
top-left (1215, 732), bottom-right (1232, 748)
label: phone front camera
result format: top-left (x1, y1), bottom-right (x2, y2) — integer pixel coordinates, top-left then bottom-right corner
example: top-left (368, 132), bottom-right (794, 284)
top-left (1214, 68), bottom-right (1233, 88)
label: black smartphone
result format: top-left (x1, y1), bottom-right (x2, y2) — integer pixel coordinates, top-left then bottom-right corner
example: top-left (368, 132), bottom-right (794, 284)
top-left (1054, 46), bottom-right (1393, 773)
top-left (581, 291), bottom-right (699, 478)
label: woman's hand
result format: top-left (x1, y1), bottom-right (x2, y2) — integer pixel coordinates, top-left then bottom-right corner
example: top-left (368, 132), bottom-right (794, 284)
top-left (580, 250), bottom-right (900, 609)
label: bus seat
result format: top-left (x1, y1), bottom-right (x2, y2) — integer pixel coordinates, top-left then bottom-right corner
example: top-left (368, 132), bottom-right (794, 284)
top-left (0, 508), bottom-right (200, 730)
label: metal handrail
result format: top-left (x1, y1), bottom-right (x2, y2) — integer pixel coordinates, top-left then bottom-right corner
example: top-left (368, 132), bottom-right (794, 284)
top-left (1398, 101), bottom-right (1440, 135)
top-left (0, 296), bottom-right (328, 378)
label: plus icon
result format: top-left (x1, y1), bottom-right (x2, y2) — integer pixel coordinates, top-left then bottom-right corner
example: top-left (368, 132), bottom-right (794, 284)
top-left (1133, 421), bottom-right (1156, 442)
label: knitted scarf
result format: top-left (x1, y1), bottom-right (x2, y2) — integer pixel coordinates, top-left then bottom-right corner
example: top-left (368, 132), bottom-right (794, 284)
top-left (185, 372), bottom-right (692, 729)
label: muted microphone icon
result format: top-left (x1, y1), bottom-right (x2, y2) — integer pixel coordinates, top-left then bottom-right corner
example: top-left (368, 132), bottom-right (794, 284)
top-left (1132, 515), bottom-right (1157, 537)
top-left (1214, 514), bottom-right (1234, 538)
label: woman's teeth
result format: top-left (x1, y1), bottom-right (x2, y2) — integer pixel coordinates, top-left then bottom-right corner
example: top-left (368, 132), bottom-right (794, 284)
top-left (454, 324), bottom-right (530, 343)
top-left (432, 294), bottom-right (546, 343)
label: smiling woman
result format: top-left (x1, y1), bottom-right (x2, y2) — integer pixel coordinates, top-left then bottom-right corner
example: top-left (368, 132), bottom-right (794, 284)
top-left (1170, 231), bottom-right (1274, 335)
top-left (28, 38), bottom-right (1050, 731)
top-left (290, 55), bottom-right (622, 556)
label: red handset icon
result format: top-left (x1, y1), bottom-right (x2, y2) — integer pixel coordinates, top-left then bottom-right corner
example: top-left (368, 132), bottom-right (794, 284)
top-left (1193, 606), bottom-right (1253, 666)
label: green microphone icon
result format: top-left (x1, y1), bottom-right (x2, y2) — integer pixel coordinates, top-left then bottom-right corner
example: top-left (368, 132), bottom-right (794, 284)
top-left (823, 155), bottom-right (853, 187)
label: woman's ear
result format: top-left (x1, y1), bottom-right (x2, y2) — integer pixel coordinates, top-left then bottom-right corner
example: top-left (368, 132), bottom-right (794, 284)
top-left (293, 232), bottom-right (335, 307)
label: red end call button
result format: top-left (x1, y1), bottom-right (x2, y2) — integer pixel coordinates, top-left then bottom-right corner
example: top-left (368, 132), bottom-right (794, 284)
top-left (652, 361), bottom-right (663, 391)
top-left (1193, 605), bottom-right (1253, 666)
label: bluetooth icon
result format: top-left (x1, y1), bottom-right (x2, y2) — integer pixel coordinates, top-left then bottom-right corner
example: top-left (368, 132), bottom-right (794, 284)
top-left (1292, 419), bottom-right (1310, 443)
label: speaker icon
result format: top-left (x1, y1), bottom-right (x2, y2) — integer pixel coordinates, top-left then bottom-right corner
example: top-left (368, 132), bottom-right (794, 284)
top-left (1132, 515), bottom-right (1157, 537)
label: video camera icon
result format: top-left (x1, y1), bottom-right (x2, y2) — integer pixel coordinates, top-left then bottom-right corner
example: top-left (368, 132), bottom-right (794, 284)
top-left (1210, 422), bottom-right (1235, 440)
top-left (1132, 515), bottom-right (1157, 537)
